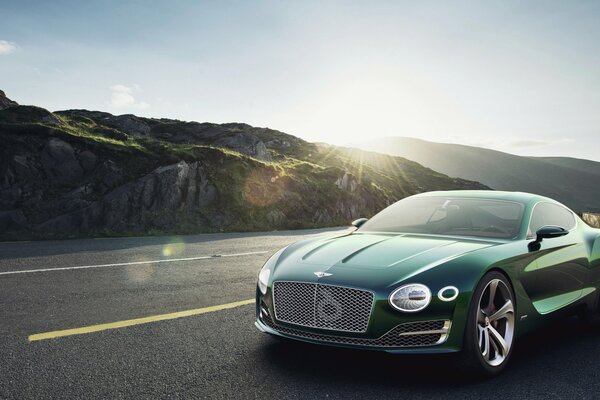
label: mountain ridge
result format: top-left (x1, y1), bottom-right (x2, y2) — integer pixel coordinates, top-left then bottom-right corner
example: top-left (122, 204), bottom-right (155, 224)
top-left (355, 137), bottom-right (600, 213)
top-left (528, 156), bottom-right (600, 175)
top-left (0, 91), bottom-right (487, 240)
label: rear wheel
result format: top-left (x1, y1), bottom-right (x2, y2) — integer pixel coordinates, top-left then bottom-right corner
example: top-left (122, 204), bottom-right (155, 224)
top-left (459, 271), bottom-right (516, 376)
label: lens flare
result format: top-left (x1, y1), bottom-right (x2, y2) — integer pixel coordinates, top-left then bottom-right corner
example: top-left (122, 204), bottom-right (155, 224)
top-left (162, 237), bottom-right (186, 257)
top-left (243, 168), bottom-right (285, 207)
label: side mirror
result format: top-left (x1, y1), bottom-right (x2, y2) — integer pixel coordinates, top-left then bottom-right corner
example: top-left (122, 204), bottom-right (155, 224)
top-left (535, 225), bottom-right (568, 242)
top-left (528, 225), bottom-right (568, 251)
top-left (351, 218), bottom-right (368, 229)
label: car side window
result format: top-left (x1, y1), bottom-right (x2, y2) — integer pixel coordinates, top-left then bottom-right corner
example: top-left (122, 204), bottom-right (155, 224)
top-left (528, 202), bottom-right (576, 237)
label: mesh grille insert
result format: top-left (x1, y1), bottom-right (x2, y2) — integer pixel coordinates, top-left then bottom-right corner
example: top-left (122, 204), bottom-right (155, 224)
top-left (273, 281), bottom-right (374, 333)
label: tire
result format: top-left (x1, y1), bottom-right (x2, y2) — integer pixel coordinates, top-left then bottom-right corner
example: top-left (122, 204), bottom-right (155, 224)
top-left (458, 271), bottom-right (516, 377)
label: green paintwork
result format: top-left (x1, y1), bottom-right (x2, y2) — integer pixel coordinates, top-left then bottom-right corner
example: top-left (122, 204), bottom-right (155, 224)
top-left (533, 287), bottom-right (596, 314)
top-left (256, 190), bottom-right (600, 353)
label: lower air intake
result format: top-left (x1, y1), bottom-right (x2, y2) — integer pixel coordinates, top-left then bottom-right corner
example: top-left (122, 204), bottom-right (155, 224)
top-left (261, 313), bottom-right (450, 348)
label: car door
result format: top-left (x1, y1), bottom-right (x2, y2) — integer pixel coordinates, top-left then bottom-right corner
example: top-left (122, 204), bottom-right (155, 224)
top-left (524, 202), bottom-right (589, 314)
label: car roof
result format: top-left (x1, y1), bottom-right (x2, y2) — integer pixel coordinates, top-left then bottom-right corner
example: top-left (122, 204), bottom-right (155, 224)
top-left (411, 190), bottom-right (561, 207)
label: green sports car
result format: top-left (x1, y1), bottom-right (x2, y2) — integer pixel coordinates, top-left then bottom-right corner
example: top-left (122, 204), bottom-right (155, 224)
top-left (255, 190), bottom-right (600, 375)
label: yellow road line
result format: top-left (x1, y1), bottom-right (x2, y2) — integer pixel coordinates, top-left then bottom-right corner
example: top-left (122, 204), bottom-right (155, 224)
top-left (28, 299), bottom-right (254, 342)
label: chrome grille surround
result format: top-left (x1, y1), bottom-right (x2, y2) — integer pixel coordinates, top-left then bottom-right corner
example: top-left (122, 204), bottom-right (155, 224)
top-left (261, 312), bottom-right (451, 347)
top-left (273, 281), bottom-right (375, 333)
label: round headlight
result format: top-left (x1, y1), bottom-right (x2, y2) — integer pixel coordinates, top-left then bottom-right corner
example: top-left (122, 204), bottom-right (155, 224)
top-left (258, 266), bottom-right (270, 295)
top-left (389, 284), bottom-right (432, 312)
top-left (257, 247), bottom-right (286, 295)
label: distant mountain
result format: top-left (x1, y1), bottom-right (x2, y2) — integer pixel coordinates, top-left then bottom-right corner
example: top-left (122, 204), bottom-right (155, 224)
top-left (530, 157), bottom-right (600, 176)
top-left (356, 137), bottom-right (600, 213)
top-left (0, 91), bottom-right (486, 240)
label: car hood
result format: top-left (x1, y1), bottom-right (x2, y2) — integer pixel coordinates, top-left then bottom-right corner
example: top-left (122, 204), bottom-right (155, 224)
top-left (272, 232), bottom-right (495, 286)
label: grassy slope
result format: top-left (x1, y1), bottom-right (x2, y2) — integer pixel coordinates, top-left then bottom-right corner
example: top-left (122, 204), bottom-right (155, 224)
top-left (0, 106), bottom-right (488, 239)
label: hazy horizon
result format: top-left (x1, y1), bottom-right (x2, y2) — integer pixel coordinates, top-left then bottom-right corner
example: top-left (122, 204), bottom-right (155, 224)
top-left (1, 0), bottom-right (599, 161)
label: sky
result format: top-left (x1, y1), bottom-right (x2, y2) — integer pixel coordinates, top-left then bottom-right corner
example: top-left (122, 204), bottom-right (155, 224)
top-left (1, 0), bottom-right (599, 161)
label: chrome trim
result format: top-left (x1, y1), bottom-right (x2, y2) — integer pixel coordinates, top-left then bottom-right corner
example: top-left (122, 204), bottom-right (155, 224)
top-left (399, 320), bottom-right (451, 345)
top-left (260, 313), bottom-right (452, 348)
top-left (437, 286), bottom-right (459, 302)
top-left (389, 283), bottom-right (432, 313)
top-left (435, 320), bottom-right (452, 344)
top-left (400, 330), bottom-right (446, 336)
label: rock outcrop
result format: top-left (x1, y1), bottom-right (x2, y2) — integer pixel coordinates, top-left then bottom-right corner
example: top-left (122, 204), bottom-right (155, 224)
top-left (582, 213), bottom-right (600, 228)
top-left (266, 209), bottom-right (287, 226)
top-left (0, 90), bottom-right (18, 110)
top-left (41, 138), bottom-right (84, 185)
top-left (105, 114), bottom-right (151, 136)
top-left (312, 209), bottom-right (332, 224)
top-left (56, 110), bottom-right (273, 161)
top-left (213, 132), bottom-right (272, 161)
top-left (0, 89), bottom-right (489, 239)
top-left (335, 172), bottom-right (358, 192)
top-left (37, 161), bottom-right (217, 234)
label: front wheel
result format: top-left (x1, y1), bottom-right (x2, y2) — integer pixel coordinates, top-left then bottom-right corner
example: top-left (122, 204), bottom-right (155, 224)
top-left (459, 271), bottom-right (516, 377)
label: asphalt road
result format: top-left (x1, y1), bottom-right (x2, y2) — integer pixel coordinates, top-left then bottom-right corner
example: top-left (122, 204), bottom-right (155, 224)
top-left (1, 228), bottom-right (599, 399)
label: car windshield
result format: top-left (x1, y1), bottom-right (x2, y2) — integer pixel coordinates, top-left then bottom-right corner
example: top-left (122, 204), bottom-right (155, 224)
top-left (358, 196), bottom-right (524, 239)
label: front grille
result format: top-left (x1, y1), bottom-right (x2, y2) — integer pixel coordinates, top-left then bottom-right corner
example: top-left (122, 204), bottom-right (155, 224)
top-left (261, 313), bottom-right (449, 347)
top-left (273, 281), bottom-right (374, 333)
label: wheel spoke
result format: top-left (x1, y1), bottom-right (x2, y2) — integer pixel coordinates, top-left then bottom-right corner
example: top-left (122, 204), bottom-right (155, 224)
top-left (478, 325), bottom-right (485, 348)
top-left (478, 308), bottom-right (486, 322)
top-left (489, 333), bottom-right (500, 358)
top-left (486, 280), bottom-right (498, 309)
top-left (482, 328), bottom-right (490, 357)
top-left (490, 299), bottom-right (514, 322)
top-left (488, 325), bottom-right (509, 357)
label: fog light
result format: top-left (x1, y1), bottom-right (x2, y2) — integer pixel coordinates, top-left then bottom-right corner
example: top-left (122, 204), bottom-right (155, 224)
top-left (437, 286), bottom-right (459, 302)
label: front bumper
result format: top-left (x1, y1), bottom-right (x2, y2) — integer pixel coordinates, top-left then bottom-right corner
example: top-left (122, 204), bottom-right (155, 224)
top-left (256, 288), bottom-right (462, 354)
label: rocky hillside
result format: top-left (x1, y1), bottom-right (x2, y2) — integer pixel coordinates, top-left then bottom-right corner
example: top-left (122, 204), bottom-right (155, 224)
top-left (0, 90), bottom-right (18, 110)
top-left (0, 91), bottom-right (487, 240)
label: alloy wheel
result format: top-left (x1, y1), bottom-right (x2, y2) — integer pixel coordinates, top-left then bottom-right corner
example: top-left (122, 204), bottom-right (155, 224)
top-left (476, 278), bottom-right (515, 367)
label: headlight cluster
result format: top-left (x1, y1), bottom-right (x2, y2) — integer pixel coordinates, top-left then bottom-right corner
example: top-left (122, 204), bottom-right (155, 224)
top-left (258, 248), bottom-right (286, 295)
top-left (258, 267), bottom-right (270, 295)
top-left (389, 284), bottom-right (432, 312)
